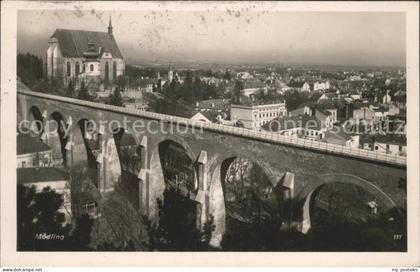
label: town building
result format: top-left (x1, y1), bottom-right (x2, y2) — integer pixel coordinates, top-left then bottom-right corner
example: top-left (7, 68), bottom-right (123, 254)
top-left (317, 92), bottom-right (339, 103)
top-left (193, 99), bottom-right (231, 123)
top-left (373, 135), bottom-right (406, 156)
top-left (313, 81), bottom-right (330, 91)
top-left (352, 106), bottom-right (376, 123)
top-left (383, 90), bottom-right (392, 104)
top-left (123, 98), bottom-right (149, 111)
top-left (322, 130), bottom-right (360, 148)
top-left (288, 80), bottom-right (311, 92)
top-left (46, 17), bottom-right (125, 86)
top-left (241, 81), bottom-right (268, 97)
top-left (236, 71), bottom-right (254, 80)
top-left (316, 104), bottom-right (339, 124)
top-left (201, 76), bottom-right (225, 87)
top-left (17, 133), bottom-right (54, 168)
top-left (290, 105), bottom-right (334, 130)
top-left (230, 101), bottom-right (287, 130)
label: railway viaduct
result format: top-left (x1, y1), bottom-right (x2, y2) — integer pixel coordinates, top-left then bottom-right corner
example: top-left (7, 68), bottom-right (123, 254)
top-left (17, 81), bottom-right (407, 246)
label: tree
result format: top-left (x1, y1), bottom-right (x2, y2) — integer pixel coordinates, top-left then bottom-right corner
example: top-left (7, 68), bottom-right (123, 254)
top-left (205, 69), bottom-right (213, 77)
top-left (89, 190), bottom-right (148, 251)
top-left (115, 75), bottom-right (127, 90)
top-left (17, 53), bottom-right (44, 87)
top-left (17, 185), bottom-right (71, 251)
top-left (223, 69), bottom-right (231, 81)
top-left (145, 188), bottom-right (215, 251)
top-left (65, 80), bottom-right (75, 98)
top-left (280, 90), bottom-right (313, 111)
top-left (108, 86), bottom-right (124, 107)
top-left (68, 214), bottom-right (94, 251)
top-left (77, 81), bottom-right (92, 101)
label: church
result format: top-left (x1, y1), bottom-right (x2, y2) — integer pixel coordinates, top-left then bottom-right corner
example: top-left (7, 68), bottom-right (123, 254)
top-left (46, 17), bottom-right (125, 86)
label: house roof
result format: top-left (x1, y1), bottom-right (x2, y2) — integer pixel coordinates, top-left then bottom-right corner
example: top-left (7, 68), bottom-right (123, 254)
top-left (196, 99), bottom-right (231, 110)
top-left (17, 167), bottom-right (69, 184)
top-left (290, 106), bottom-right (331, 118)
top-left (17, 134), bottom-right (51, 155)
top-left (316, 102), bottom-right (338, 111)
top-left (191, 112), bottom-right (211, 122)
top-left (243, 81), bottom-right (266, 89)
top-left (322, 130), bottom-right (352, 145)
top-left (51, 29), bottom-right (123, 59)
top-left (319, 93), bottom-right (337, 100)
top-left (288, 81), bottom-right (308, 88)
top-left (191, 110), bottom-right (222, 122)
top-left (374, 135), bottom-right (406, 146)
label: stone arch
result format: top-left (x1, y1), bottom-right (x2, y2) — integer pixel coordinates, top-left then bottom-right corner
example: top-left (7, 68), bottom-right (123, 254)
top-left (72, 118), bottom-right (100, 187)
top-left (156, 138), bottom-right (201, 232)
top-left (208, 155), bottom-right (282, 247)
top-left (112, 127), bottom-right (142, 174)
top-left (28, 106), bottom-right (44, 135)
top-left (297, 173), bottom-right (398, 234)
top-left (158, 135), bottom-right (196, 163)
top-left (49, 111), bottom-right (69, 166)
top-left (158, 139), bottom-right (198, 195)
top-left (219, 155), bottom-right (282, 224)
top-left (145, 136), bottom-right (196, 219)
top-left (111, 127), bottom-right (142, 209)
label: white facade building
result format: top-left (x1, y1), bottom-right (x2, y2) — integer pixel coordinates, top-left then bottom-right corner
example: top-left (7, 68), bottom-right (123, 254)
top-left (230, 102), bottom-right (287, 130)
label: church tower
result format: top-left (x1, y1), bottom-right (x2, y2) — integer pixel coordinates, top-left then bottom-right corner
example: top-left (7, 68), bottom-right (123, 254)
top-left (168, 61), bottom-right (173, 83)
top-left (108, 16), bottom-right (113, 36)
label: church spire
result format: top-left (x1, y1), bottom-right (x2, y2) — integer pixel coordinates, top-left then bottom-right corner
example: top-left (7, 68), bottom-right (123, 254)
top-left (108, 16), bottom-right (113, 35)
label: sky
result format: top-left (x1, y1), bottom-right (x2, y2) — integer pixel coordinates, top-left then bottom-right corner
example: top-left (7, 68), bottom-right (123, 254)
top-left (17, 8), bottom-right (406, 67)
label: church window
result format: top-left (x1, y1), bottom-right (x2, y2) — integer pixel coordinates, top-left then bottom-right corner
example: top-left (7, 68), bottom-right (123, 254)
top-left (105, 62), bottom-right (109, 81)
top-left (75, 62), bottom-right (80, 75)
top-left (90, 64), bottom-right (94, 72)
top-left (67, 61), bottom-right (71, 76)
top-left (113, 61), bottom-right (117, 80)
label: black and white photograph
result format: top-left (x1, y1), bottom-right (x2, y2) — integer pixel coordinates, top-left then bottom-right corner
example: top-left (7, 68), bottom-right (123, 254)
top-left (1, 0), bottom-right (419, 268)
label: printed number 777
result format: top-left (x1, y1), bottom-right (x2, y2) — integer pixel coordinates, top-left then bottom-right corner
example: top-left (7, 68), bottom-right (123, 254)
top-left (393, 234), bottom-right (403, 240)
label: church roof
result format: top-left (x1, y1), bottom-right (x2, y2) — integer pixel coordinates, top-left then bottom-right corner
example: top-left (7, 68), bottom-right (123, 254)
top-left (51, 29), bottom-right (123, 59)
